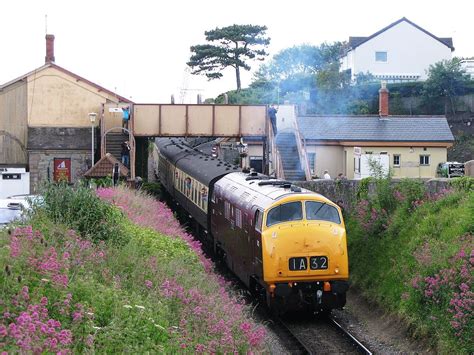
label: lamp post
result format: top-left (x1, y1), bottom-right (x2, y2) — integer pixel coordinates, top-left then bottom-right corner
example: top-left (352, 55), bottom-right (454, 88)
top-left (89, 113), bottom-right (97, 166)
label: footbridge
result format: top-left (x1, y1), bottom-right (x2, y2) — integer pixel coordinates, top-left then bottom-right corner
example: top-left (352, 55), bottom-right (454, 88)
top-left (126, 104), bottom-right (266, 137)
top-left (99, 103), bottom-right (269, 179)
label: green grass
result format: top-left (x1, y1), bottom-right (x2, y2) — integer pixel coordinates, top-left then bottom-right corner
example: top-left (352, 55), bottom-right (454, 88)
top-left (347, 186), bottom-right (474, 353)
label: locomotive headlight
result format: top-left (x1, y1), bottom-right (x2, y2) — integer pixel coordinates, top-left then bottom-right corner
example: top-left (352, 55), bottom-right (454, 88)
top-left (335, 267), bottom-right (339, 274)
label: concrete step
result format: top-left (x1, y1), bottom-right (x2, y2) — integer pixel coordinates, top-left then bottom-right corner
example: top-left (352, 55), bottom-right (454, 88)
top-left (284, 169), bottom-right (306, 181)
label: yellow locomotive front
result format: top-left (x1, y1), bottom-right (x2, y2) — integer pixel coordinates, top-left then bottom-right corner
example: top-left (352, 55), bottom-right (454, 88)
top-left (260, 194), bottom-right (349, 313)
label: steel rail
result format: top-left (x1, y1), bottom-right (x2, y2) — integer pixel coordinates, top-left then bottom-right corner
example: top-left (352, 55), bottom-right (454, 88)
top-left (274, 316), bottom-right (312, 354)
top-left (328, 316), bottom-right (373, 355)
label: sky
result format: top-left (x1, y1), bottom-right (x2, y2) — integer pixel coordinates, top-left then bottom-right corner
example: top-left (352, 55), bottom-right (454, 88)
top-left (1, 0), bottom-right (473, 103)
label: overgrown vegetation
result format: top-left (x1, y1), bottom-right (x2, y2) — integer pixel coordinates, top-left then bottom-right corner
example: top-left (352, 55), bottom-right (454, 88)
top-left (347, 176), bottom-right (474, 353)
top-left (0, 184), bottom-right (266, 353)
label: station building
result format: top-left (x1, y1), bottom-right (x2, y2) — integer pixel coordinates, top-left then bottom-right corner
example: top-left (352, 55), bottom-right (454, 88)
top-left (0, 35), bottom-right (132, 190)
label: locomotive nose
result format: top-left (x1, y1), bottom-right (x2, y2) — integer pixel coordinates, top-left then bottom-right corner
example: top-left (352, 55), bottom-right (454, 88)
top-left (263, 221), bottom-right (348, 280)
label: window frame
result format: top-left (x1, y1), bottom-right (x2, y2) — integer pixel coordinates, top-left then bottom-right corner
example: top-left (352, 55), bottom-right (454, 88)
top-left (393, 154), bottom-right (401, 167)
top-left (266, 201), bottom-right (303, 228)
top-left (305, 201), bottom-right (341, 224)
top-left (419, 155), bottom-right (430, 166)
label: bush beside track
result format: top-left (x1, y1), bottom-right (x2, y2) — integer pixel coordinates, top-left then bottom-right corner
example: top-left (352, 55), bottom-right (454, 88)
top-left (0, 184), bottom-right (266, 353)
top-left (347, 177), bottom-right (473, 353)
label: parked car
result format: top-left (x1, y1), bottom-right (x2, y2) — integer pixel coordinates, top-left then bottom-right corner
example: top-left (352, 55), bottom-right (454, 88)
top-left (437, 162), bottom-right (465, 178)
top-left (0, 195), bottom-right (40, 228)
top-left (0, 199), bottom-right (26, 227)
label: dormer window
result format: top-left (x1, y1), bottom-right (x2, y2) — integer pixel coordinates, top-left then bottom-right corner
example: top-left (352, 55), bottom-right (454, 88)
top-left (375, 51), bottom-right (387, 62)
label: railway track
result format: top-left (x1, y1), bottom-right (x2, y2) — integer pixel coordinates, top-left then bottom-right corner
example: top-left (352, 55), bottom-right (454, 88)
top-left (328, 316), bottom-right (372, 354)
top-left (273, 313), bottom-right (373, 354)
top-left (268, 315), bottom-right (313, 354)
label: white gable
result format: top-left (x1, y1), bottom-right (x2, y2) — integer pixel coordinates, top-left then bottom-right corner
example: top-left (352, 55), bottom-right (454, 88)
top-left (341, 19), bottom-right (452, 82)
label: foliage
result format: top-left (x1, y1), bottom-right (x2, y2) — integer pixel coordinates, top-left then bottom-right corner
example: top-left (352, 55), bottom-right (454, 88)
top-left (347, 176), bottom-right (474, 353)
top-left (88, 177), bottom-right (113, 188)
top-left (262, 42), bottom-right (344, 83)
top-left (422, 58), bottom-right (472, 114)
top-left (140, 182), bottom-right (162, 197)
top-left (34, 182), bottom-right (127, 245)
top-left (187, 24), bottom-right (270, 91)
top-left (449, 176), bottom-right (474, 192)
top-left (0, 186), bottom-right (267, 353)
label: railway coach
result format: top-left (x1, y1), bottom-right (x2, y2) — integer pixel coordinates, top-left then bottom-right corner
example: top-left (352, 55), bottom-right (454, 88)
top-left (156, 138), bottom-right (349, 313)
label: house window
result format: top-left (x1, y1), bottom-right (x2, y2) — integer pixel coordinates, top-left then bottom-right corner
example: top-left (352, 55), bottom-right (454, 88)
top-left (393, 154), bottom-right (401, 167)
top-left (375, 51), bottom-right (387, 62)
top-left (354, 157), bottom-right (361, 174)
top-left (420, 155), bottom-right (430, 166)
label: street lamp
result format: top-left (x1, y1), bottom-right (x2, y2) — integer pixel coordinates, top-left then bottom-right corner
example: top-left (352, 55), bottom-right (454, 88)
top-left (89, 113), bottom-right (97, 166)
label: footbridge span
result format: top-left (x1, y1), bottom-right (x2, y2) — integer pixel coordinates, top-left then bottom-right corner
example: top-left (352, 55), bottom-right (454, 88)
top-left (132, 104), bottom-right (267, 137)
top-left (99, 103), bottom-right (269, 179)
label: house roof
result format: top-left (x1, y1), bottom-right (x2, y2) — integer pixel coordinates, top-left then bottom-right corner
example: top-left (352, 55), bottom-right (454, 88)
top-left (297, 115), bottom-right (454, 143)
top-left (347, 17), bottom-right (454, 52)
top-left (84, 153), bottom-right (129, 178)
top-left (0, 62), bottom-right (134, 104)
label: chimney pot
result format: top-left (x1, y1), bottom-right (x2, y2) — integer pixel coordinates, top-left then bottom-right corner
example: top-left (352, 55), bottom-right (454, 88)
top-left (45, 34), bottom-right (55, 63)
top-left (379, 81), bottom-right (389, 116)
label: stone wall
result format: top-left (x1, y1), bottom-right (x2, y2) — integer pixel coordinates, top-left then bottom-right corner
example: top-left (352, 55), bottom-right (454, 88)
top-left (29, 150), bottom-right (91, 192)
top-left (296, 179), bottom-right (451, 214)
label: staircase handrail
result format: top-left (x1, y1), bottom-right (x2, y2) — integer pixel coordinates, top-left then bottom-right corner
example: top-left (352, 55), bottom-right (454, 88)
top-left (268, 124), bottom-right (285, 180)
top-left (292, 109), bottom-right (311, 181)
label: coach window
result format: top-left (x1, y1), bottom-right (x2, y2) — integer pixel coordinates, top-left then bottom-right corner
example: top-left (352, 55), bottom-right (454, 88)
top-left (305, 201), bottom-right (341, 224)
top-left (235, 209), bottom-right (242, 228)
top-left (225, 201), bottom-right (230, 220)
top-left (266, 202), bottom-right (303, 227)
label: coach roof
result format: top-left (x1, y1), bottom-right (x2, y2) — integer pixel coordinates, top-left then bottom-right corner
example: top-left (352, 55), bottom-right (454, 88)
top-left (155, 138), bottom-right (239, 186)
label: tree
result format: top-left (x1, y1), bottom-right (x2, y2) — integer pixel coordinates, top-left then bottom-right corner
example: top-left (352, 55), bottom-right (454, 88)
top-left (187, 24), bottom-right (270, 91)
top-left (422, 58), bottom-right (471, 114)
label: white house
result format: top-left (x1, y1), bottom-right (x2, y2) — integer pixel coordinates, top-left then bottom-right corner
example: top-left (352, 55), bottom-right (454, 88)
top-left (340, 17), bottom-right (454, 83)
top-left (460, 59), bottom-right (474, 79)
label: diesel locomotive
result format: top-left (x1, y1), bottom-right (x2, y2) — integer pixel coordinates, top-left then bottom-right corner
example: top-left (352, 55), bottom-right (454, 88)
top-left (156, 138), bottom-right (349, 313)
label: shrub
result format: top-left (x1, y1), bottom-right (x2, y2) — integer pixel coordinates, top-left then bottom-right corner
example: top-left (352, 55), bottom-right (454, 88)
top-left (450, 176), bottom-right (474, 192)
top-left (1, 185), bottom-right (267, 353)
top-left (140, 182), bottom-right (162, 197)
top-left (34, 182), bottom-right (127, 245)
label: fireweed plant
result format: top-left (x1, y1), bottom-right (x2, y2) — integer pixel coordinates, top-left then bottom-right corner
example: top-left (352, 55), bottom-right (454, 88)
top-left (347, 177), bottom-right (473, 353)
top-left (0, 184), bottom-right (266, 353)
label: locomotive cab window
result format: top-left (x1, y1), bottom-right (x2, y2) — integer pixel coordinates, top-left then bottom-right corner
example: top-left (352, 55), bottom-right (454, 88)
top-left (266, 202), bottom-right (302, 227)
top-left (305, 201), bottom-right (341, 224)
top-left (255, 210), bottom-right (263, 231)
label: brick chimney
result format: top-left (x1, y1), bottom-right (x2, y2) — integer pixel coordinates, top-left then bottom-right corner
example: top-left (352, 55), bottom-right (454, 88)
top-left (379, 81), bottom-right (389, 117)
top-left (45, 34), bottom-right (55, 63)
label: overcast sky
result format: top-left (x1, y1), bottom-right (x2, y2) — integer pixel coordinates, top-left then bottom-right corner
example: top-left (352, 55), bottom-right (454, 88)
top-left (2, 0), bottom-right (473, 103)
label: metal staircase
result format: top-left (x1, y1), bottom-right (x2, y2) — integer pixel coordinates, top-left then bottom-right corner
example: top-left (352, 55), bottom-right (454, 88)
top-left (105, 132), bottom-right (128, 161)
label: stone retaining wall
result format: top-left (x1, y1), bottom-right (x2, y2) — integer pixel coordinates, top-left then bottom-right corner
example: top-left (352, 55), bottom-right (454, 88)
top-left (295, 179), bottom-right (451, 214)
